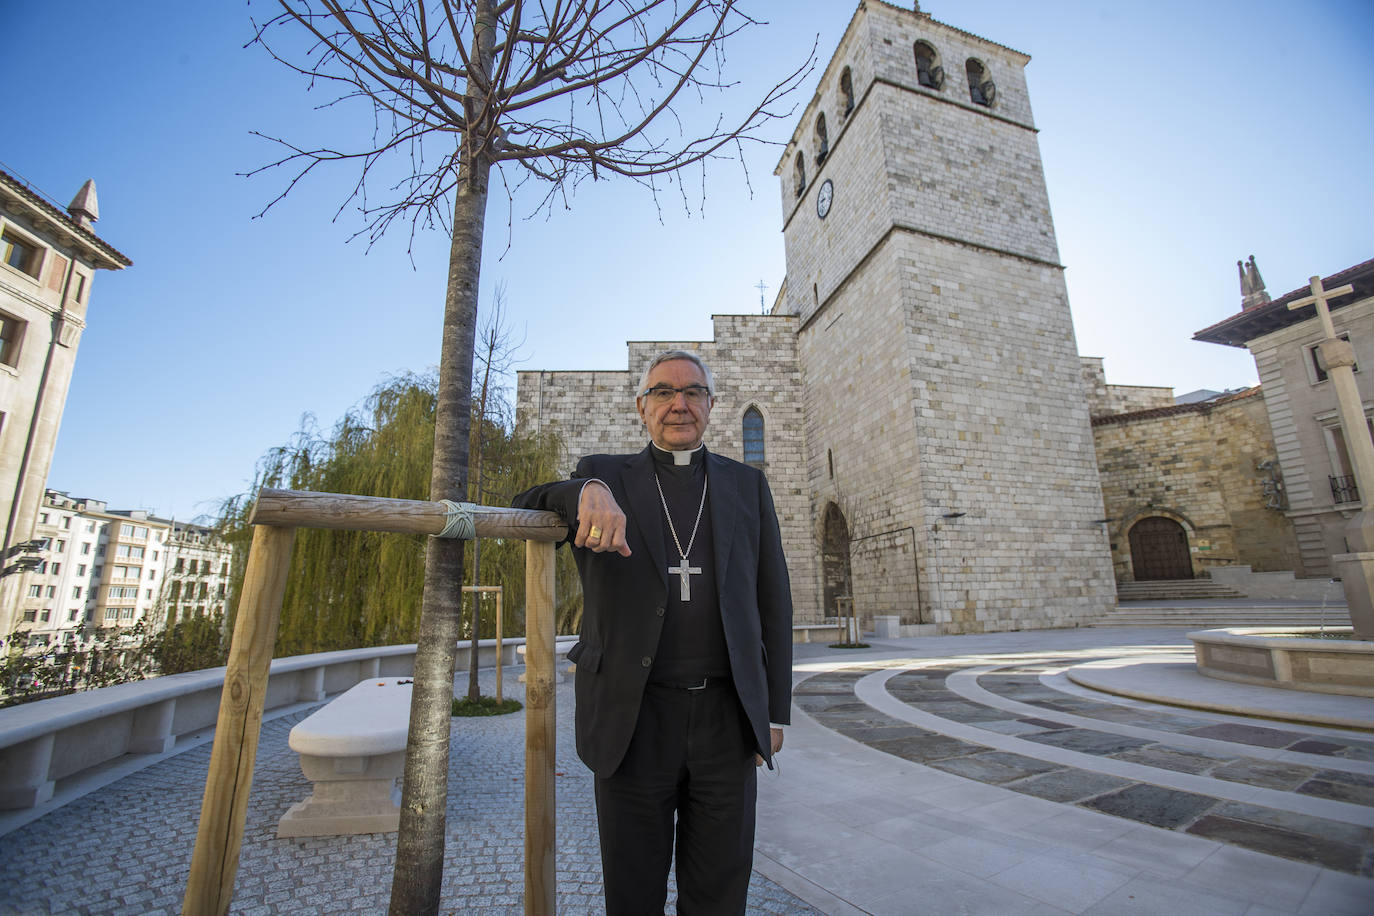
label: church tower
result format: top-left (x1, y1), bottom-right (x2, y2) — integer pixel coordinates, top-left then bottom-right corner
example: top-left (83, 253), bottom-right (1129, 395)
top-left (775, 1), bottom-right (1115, 631)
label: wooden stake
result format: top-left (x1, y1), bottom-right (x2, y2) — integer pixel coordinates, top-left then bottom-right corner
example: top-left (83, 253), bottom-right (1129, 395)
top-left (183, 524), bottom-right (296, 916)
top-left (523, 540), bottom-right (556, 916)
top-left (251, 488), bottom-right (564, 541)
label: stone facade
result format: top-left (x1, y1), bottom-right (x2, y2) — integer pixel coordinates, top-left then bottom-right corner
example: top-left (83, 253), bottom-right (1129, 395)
top-left (1093, 389), bottom-right (1301, 583)
top-left (1195, 259), bottom-right (1374, 579)
top-left (517, 2), bottom-right (1118, 633)
top-left (1080, 357), bottom-right (1174, 419)
top-left (774, 2), bottom-right (1116, 632)
top-left (0, 171), bottom-right (129, 637)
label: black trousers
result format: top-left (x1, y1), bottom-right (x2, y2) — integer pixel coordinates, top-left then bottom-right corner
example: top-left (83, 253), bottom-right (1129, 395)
top-left (593, 681), bottom-right (758, 916)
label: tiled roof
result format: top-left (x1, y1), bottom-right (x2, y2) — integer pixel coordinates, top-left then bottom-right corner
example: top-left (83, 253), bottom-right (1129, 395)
top-left (1091, 386), bottom-right (1263, 427)
top-left (1193, 257), bottom-right (1374, 348)
top-left (0, 168), bottom-right (131, 269)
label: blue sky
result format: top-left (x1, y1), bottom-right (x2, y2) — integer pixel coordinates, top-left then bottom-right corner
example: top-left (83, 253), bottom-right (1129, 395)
top-left (5, 0), bottom-right (1372, 522)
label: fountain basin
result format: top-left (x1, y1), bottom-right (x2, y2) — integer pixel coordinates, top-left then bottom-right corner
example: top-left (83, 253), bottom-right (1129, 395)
top-left (1190, 627), bottom-right (1374, 698)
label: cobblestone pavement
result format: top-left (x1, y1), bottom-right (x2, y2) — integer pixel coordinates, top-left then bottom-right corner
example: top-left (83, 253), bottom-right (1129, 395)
top-left (0, 668), bottom-right (820, 915)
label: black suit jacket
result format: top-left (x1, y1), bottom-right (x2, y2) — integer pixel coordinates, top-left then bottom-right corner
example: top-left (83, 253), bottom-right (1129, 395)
top-left (513, 446), bottom-right (793, 777)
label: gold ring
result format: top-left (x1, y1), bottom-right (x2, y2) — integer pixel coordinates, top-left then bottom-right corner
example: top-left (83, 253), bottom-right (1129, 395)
top-left (588, 525), bottom-right (603, 539)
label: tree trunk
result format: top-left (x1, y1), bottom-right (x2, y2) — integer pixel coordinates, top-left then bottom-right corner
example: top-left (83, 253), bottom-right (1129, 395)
top-left (387, 6), bottom-right (495, 907)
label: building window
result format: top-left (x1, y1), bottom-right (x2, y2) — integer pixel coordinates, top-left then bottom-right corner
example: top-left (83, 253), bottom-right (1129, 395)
top-left (1309, 335), bottom-right (1357, 384)
top-left (814, 113), bottom-right (829, 165)
top-left (71, 587), bottom-right (81, 600)
top-left (39, 512), bottom-right (49, 525)
top-left (105, 608), bottom-right (117, 621)
top-left (61, 516), bottom-right (71, 529)
top-left (55, 539), bottom-right (65, 552)
top-left (0, 312), bottom-right (25, 368)
top-left (40, 610), bottom-right (51, 622)
top-left (742, 407), bottom-right (765, 465)
top-left (51, 562), bottom-right (60, 576)
top-left (67, 609), bottom-right (78, 622)
top-left (81, 542), bottom-right (90, 555)
top-left (26, 585), bottom-right (40, 597)
top-left (174, 557), bottom-right (185, 573)
top-left (77, 564), bottom-right (86, 575)
top-left (839, 67), bottom-right (855, 116)
top-left (44, 585), bottom-right (54, 597)
top-left (1325, 420), bottom-right (1374, 504)
top-left (22, 610), bottom-right (36, 623)
top-left (2, 230), bottom-right (42, 279)
top-left (966, 59), bottom-right (995, 106)
top-left (793, 151), bottom-right (806, 198)
top-left (914, 42), bottom-right (944, 89)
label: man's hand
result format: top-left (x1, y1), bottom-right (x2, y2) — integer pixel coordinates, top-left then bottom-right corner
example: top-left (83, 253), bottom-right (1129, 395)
top-left (576, 480), bottom-right (632, 556)
top-left (754, 727), bottom-right (784, 767)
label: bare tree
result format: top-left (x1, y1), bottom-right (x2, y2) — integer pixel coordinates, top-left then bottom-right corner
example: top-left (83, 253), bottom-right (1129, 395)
top-left (465, 283), bottom-right (520, 701)
top-left (247, 2), bottom-right (810, 912)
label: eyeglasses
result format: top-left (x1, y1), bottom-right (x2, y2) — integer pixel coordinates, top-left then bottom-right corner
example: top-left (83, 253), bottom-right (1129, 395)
top-left (640, 385), bottom-right (712, 405)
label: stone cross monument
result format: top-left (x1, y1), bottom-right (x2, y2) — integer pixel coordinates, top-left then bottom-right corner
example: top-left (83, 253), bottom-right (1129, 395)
top-left (1291, 275), bottom-right (1374, 638)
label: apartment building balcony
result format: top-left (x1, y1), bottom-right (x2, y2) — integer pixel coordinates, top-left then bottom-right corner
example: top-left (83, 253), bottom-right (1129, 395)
top-left (1330, 474), bottom-right (1360, 505)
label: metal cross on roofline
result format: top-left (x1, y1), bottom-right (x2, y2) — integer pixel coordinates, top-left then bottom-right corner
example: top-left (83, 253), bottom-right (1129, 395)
top-left (1289, 274), bottom-right (1356, 339)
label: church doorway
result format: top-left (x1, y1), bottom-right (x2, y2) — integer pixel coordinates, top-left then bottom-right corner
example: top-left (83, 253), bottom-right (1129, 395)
top-left (1129, 517), bottom-right (1193, 580)
top-left (821, 503), bottom-right (854, 620)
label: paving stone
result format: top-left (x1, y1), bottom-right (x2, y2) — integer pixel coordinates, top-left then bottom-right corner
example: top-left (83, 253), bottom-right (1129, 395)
top-left (1021, 728), bottom-right (1153, 756)
top-left (1017, 716), bottom-right (1072, 730)
top-left (1183, 722), bottom-right (1301, 748)
top-left (1295, 778), bottom-right (1374, 806)
top-left (1206, 758), bottom-right (1315, 790)
top-left (1004, 769), bottom-right (1133, 803)
top-left (1208, 801), bottom-right (1374, 849)
top-left (1111, 744), bottom-right (1235, 775)
top-left (926, 750), bottom-right (1061, 784)
top-left (1186, 814), bottom-right (1367, 875)
top-left (1082, 784), bottom-right (1217, 830)
top-left (869, 733), bottom-right (979, 763)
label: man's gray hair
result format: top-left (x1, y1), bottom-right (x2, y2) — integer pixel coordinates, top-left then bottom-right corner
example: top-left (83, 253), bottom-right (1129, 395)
top-left (637, 349), bottom-right (716, 396)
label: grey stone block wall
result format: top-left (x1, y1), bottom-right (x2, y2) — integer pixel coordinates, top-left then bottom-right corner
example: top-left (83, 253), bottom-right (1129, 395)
top-left (515, 315), bottom-right (821, 621)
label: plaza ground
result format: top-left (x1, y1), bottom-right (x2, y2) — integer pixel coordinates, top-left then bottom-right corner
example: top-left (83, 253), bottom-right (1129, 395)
top-left (1, 624), bottom-right (1370, 914)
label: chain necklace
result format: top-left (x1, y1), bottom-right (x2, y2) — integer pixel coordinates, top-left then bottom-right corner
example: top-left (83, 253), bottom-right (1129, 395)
top-left (654, 468), bottom-right (708, 601)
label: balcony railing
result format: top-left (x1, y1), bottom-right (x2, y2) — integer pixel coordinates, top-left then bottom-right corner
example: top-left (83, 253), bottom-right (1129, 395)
top-left (1330, 475), bottom-right (1361, 505)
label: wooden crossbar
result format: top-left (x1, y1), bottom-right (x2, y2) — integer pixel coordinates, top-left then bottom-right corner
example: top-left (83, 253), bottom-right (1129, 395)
top-left (182, 488), bottom-right (565, 916)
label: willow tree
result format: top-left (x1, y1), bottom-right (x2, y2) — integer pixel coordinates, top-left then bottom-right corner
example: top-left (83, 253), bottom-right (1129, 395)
top-left (217, 372), bottom-right (575, 654)
top-left (248, 2), bottom-right (810, 911)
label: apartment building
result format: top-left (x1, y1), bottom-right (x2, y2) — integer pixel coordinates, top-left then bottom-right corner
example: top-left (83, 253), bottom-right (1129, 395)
top-left (12, 489), bottom-right (232, 649)
top-left (0, 168), bottom-right (130, 635)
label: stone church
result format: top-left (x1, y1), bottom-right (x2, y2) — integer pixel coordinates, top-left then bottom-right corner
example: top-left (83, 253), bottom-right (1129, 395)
top-left (516, 1), bottom-right (1119, 634)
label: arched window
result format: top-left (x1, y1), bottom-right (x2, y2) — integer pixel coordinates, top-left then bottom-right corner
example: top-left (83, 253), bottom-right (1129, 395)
top-left (966, 58), bottom-right (995, 106)
top-left (914, 41), bottom-right (944, 89)
top-left (814, 113), bottom-right (829, 165)
top-left (743, 407), bottom-right (765, 465)
top-left (793, 151), bottom-right (806, 198)
top-left (840, 67), bottom-right (855, 116)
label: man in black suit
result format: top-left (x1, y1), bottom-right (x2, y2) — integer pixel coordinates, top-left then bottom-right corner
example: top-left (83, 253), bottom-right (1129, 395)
top-left (513, 350), bottom-right (792, 915)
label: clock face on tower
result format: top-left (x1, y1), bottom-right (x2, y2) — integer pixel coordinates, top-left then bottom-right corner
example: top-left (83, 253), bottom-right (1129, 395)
top-left (816, 179), bottom-right (834, 219)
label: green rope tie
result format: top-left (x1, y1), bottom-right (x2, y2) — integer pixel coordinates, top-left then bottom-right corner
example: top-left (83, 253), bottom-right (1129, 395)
top-left (437, 500), bottom-right (477, 539)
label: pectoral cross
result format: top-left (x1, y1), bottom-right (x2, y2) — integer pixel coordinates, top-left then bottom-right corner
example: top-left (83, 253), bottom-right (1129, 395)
top-left (668, 560), bottom-right (702, 600)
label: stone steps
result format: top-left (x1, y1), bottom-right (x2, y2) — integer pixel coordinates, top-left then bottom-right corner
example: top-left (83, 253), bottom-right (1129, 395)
top-left (1115, 579), bottom-right (1243, 601)
top-left (1092, 605), bottom-right (1352, 628)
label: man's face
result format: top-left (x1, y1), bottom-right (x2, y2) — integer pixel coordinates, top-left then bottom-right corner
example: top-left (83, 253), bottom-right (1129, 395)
top-left (637, 359), bottom-right (714, 451)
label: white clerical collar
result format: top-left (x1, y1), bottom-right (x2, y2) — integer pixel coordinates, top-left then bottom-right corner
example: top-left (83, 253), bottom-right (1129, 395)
top-left (650, 442), bottom-right (705, 466)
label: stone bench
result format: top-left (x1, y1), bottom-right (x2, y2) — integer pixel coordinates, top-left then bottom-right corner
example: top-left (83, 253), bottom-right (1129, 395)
top-left (792, 624), bottom-right (846, 644)
top-left (276, 676), bottom-right (413, 838)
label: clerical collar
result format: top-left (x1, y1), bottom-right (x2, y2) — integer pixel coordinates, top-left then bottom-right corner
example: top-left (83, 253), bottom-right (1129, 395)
top-left (650, 442), bottom-right (705, 467)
